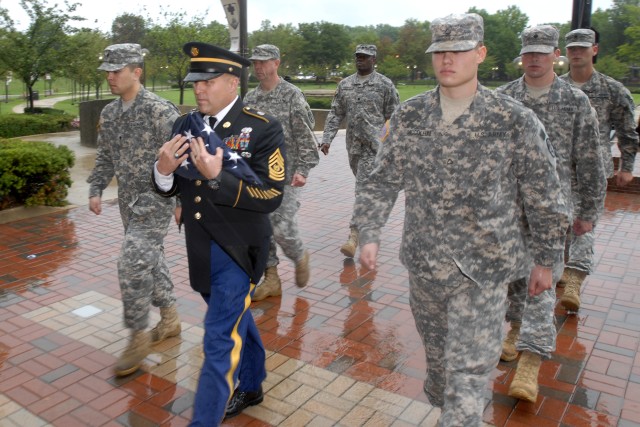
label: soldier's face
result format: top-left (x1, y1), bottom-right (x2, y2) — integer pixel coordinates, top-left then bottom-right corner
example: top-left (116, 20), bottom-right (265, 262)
top-left (252, 59), bottom-right (280, 82)
top-left (105, 66), bottom-right (141, 101)
top-left (355, 54), bottom-right (375, 75)
top-left (566, 45), bottom-right (597, 68)
top-left (521, 51), bottom-right (558, 80)
top-left (432, 45), bottom-right (486, 93)
top-left (192, 74), bottom-right (239, 116)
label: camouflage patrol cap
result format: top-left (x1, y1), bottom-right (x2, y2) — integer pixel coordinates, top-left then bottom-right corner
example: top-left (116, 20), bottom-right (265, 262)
top-left (97, 44), bottom-right (145, 72)
top-left (355, 44), bottom-right (377, 56)
top-left (182, 42), bottom-right (251, 81)
top-left (249, 44), bottom-right (280, 61)
top-left (520, 25), bottom-right (559, 55)
top-left (565, 28), bottom-right (596, 48)
top-left (426, 13), bottom-right (484, 53)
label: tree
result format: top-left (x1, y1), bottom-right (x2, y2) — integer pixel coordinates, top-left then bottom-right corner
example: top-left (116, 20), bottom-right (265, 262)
top-left (393, 19), bottom-right (430, 82)
top-left (0, 0), bottom-right (83, 110)
top-left (297, 22), bottom-right (351, 78)
top-left (472, 6), bottom-right (528, 80)
top-left (596, 55), bottom-right (631, 80)
top-left (376, 55), bottom-right (411, 83)
top-left (111, 13), bottom-right (147, 44)
top-left (249, 20), bottom-right (305, 75)
top-left (143, 13), bottom-right (228, 105)
top-left (616, 4), bottom-right (640, 65)
top-left (61, 29), bottom-right (108, 101)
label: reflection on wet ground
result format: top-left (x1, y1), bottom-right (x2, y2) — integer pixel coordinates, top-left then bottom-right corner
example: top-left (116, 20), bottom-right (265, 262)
top-left (1, 132), bottom-right (639, 426)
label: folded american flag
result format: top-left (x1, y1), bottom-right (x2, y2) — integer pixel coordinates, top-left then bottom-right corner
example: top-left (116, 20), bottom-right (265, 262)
top-left (173, 111), bottom-right (263, 186)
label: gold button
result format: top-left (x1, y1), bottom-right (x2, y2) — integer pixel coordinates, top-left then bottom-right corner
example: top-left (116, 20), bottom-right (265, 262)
top-left (194, 212), bottom-right (202, 220)
top-left (195, 180), bottom-right (202, 186)
top-left (195, 196), bottom-right (202, 203)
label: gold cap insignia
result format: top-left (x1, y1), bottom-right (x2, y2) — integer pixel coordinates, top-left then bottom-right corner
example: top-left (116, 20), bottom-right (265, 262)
top-left (191, 47), bottom-right (200, 57)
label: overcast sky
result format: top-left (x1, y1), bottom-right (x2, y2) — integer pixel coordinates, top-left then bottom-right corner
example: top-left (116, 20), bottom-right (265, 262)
top-left (3, 0), bottom-right (613, 33)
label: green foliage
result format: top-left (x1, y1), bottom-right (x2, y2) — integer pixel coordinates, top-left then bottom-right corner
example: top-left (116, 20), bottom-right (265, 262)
top-left (0, 0), bottom-right (83, 110)
top-left (596, 55), bottom-right (631, 80)
top-left (143, 12), bottom-right (229, 105)
top-left (111, 13), bottom-right (147, 44)
top-left (377, 55), bottom-right (415, 83)
top-left (0, 138), bottom-right (75, 208)
top-left (0, 112), bottom-right (76, 138)
top-left (305, 97), bottom-right (332, 109)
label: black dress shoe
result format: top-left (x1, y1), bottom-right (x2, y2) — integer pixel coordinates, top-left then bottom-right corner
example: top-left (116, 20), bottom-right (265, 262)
top-left (224, 386), bottom-right (264, 419)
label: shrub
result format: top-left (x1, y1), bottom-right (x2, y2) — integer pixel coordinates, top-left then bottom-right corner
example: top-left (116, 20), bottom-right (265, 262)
top-left (0, 138), bottom-right (75, 209)
top-left (0, 111), bottom-right (76, 138)
top-left (306, 96), bottom-right (333, 109)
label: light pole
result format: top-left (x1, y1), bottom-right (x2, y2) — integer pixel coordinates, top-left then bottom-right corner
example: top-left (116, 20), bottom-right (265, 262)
top-left (5, 72), bottom-right (11, 103)
top-left (45, 73), bottom-right (52, 96)
top-left (141, 48), bottom-right (149, 86)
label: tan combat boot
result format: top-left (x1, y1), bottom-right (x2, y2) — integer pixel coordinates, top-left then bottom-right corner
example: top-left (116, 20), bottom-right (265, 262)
top-left (252, 266), bottom-right (282, 301)
top-left (150, 305), bottom-right (181, 343)
top-left (115, 330), bottom-right (151, 377)
top-left (500, 322), bottom-right (521, 362)
top-left (340, 228), bottom-right (358, 258)
top-left (508, 350), bottom-right (542, 403)
top-left (560, 268), bottom-right (587, 311)
top-left (556, 268), bottom-right (571, 288)
top-left (295, 250), bottom-right (310, 288)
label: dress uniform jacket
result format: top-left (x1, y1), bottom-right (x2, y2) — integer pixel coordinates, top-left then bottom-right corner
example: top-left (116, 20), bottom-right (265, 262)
top-left (153, 98), bottom-right (286, 293)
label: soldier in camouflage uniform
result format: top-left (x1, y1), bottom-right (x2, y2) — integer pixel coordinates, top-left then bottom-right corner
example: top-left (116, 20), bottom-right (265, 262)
top-left (497, 25), bottom-right (606, 403)
top-left (87, 44), bottom-right (181, 377)
top-left (319, 44), bottom-right (399, 258)
top-left (244, 44), bottom-right (319, 301)
top-left (356, 14), bottom-right (569, 426)
top-left (559, 29), bottom-right (639, 311)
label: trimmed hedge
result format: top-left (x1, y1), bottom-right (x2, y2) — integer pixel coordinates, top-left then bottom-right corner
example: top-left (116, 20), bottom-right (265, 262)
top-left (305, 96), bottom-right (333, 109)
top-left (0, 138), bottom-right (75, 209)
top-left (0, 110), bottom-right (76, 138)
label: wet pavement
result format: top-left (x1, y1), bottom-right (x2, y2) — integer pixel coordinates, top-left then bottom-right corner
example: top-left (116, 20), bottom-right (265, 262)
top-left (1, 130), bottom-right (639, 426)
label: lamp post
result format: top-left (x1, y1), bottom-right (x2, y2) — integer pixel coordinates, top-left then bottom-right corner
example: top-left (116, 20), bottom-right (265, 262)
top-left (45, 73), bottom-right (52, 96)
top-left (141, 48), bottom-right (149, 86)
top-left (5, 72), bottom-right (11, 103)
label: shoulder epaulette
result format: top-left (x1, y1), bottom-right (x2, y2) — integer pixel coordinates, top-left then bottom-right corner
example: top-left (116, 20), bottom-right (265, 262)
top-left (180, 108), bottom-right (198, 118)
top-left (243, 106), bottom-right (270, 123)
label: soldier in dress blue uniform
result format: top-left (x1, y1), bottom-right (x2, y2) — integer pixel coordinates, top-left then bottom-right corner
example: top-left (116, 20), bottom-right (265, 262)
top-left (152, 42), bottom-right (286, 425)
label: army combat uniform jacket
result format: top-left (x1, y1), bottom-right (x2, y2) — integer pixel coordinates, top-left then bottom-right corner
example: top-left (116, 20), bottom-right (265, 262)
top-left (153, 99), bottom-right (286, 293)
top-left (355, 85), bottom-right (569, 288)
top-left (498, 76), bottom-right (606, 223)
top-left (244, 77), bottom-right (319, 181)
top-left (88, 86), bottom-right (179, 228)
top-left (560, 70), bottom-right (639, 178)
top-left (322, 71), bottom-right (400, 154)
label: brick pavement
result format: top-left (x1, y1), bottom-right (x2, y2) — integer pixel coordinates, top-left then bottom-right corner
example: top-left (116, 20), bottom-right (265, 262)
top-left (0, 131), bottom-right (639, 426)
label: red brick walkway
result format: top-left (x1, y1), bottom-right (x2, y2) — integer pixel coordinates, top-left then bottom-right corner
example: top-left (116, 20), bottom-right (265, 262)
top-left (1, 132), bottom-right (639, 426)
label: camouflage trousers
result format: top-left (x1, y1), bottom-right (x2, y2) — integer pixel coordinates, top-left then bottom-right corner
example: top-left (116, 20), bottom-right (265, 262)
top-left (409, 274), bottom-right (508, 427)
top-left (347, 142), bottom-right (377, 229)
top-left (267, 185), bottom-right (305, 267)
top-left (564, 228), bottom-right (595, 274)
top-left (505, 259), bottom-right (563, 359)
top-left (118, 215), bottom-right (176, 331)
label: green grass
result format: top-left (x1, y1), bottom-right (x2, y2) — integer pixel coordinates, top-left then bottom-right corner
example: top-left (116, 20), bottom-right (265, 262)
top-left (3, 83), bottom-right (638, 117)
